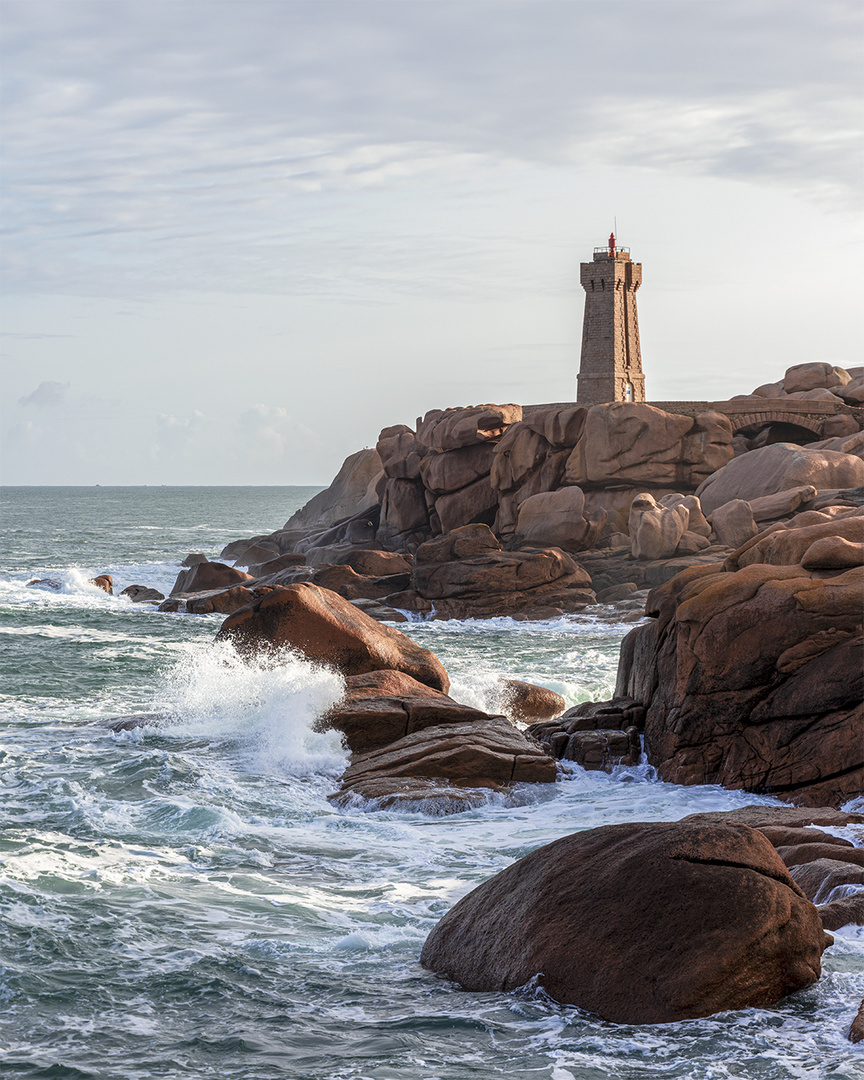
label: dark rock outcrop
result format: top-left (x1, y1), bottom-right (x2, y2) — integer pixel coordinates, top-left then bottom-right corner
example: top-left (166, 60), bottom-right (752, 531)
top-left (390, 524), bottom-right (595, 619)
top-left (529, 697), bottom-right (645, 770)
top-left (614, 548), bottom-right (864, 806)
top-left (420, 821), bottom-right (830, 1023)
top-left (120, 585), bottom-right (165, 603)
top-left (170, 561), bottom-right (253, 596)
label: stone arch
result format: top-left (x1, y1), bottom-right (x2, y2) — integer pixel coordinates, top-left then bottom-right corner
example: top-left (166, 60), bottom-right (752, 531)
top-left (729, 410), bottom-right (824, 438)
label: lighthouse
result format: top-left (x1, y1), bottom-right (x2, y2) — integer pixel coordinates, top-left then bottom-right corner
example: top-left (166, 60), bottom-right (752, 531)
top-left (576, 233), bottom-right (645, 405)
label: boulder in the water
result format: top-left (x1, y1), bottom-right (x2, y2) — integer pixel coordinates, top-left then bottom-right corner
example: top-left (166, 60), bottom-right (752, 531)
top-left (121, 585), bottom-right (165, 603)
top-left (497, 679), bottom-right (565, 722)
top-left (216, 583), bottom-right (450, 693)
top-left (170, 561), bottom-right (253, 596)
top-left (420, 821), bottom-right (830, 1024)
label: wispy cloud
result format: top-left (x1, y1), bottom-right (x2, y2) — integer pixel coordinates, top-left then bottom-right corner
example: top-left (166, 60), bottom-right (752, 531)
top-left (19, 380), bottom-right (70, 407)
top-left (2, 1), bottom-right (859, 297)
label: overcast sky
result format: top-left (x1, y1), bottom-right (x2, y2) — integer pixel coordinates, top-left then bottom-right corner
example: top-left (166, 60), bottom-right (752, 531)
top-left (1, 0), bottom-right (861, 485)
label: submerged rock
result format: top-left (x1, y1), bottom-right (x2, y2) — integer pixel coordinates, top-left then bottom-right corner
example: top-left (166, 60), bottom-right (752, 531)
top-left (851, 999), bottom-right (864, 1044)
top-left (420, 821), bottom-right (830, 1024)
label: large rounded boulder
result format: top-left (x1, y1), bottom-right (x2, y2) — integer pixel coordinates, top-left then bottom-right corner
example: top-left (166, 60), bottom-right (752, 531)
top-left (420, 821), bottom-right (830, 1024)
top-left (695, 442), bottom-right (864, 515)
top-left (216, 583), bottom-right (449, 693)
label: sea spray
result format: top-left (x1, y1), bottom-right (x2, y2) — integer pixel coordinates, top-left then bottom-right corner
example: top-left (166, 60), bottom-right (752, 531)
top-left (153, 640), bottom-right (348, 778)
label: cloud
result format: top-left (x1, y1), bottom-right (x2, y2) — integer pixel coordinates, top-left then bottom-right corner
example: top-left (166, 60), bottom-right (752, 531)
top-left (150, 410), bottom-right (204, 460)
top-left (19, 380), bottom-right (70, 406)
top-left (1, 1), bottom-right (859, 297)
top-left (235, 404), bottom-right (324, 462)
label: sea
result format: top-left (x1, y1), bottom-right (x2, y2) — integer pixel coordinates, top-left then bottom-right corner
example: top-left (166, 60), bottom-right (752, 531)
top-left (1, 485), bottom-right (862, 1080)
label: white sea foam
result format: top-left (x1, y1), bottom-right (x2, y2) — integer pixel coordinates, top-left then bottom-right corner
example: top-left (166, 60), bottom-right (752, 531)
top-left (153, 640), bottom-right (348, 778)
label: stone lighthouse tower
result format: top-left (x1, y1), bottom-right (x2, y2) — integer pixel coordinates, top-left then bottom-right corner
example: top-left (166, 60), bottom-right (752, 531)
top-left (576, 233), bottom-right (645, 405)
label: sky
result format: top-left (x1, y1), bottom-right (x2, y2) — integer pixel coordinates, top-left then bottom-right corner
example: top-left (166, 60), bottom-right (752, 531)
top-left (1, 0), bottom-right (862, 486)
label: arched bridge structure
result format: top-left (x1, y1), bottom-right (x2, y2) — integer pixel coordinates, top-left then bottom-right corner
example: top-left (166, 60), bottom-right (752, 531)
top-left (525, 397), bottom-right (862, 440)
top-left (647, 397), bottom-right (862, 439)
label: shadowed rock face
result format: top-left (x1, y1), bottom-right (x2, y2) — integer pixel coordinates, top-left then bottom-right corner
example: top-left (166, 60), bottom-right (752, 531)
top-left (615, 557), bottom-right (864, 808)
top-left (170, 561), bottom-right (253, 596)
top-left (420, 821), bottom-right (830, 1024)
top-left (388, 523), bottom-right (595, 619)
top-left (338, 717), bottom-right (556, 790)
top-left (215, 583), bottom-right (450, 693)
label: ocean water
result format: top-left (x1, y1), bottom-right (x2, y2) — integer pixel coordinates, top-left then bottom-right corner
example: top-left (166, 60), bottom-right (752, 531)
top-left (1, 486), bottom-right (862, 1080)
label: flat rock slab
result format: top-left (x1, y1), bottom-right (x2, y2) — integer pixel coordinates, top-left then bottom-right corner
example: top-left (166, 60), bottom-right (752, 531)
top-left (324, 693), bottom-right (493, 753)
top-left (337, 717), bottom-right (556, 792)
top-left (421, 821), bottom-right (830, 1024)
top-left (329, 777), bottom-right (496, 814)
top-left (680, 806), bottom-right (864, 829)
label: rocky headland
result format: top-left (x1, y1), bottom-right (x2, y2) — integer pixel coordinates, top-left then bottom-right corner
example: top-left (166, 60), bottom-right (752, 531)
top-left (105, 360), bottom-right (863, 1027)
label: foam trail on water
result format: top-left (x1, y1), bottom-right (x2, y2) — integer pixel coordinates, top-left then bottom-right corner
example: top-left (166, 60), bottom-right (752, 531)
top-left (155, 640), bottom-right (348, 777)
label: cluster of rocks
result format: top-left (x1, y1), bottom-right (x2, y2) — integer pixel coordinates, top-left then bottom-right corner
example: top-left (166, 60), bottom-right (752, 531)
top-left (344, 399), bottom-right (737, 556)
top-left (158, 523), bottom-right (600, 621)
top-left (742, 361), bottom-right (864, 408)
top-left (421, 805), bottom-right (863, 1026)
top-left (26, 573), bottom-right (165, 603)
top-left (178, 362), bottom-right (861, 623)
top-left (186, 556), bottom-right (863, 1030)
top-left (613, 508), bottom-right (864, 808)
top-left (213, 582), bottom-right (560, 812)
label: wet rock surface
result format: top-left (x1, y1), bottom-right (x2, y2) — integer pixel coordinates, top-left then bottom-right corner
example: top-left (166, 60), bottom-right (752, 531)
top-left (337, 717), bottom-right (557, 793)
top-left (420, 821), bottom-right (830, 1023)
top-left (120, 585), bottom-right (165, 603)
top-left (497, 679), bottom-right (565, 722)
top-left (321, 669), bottom-right (558, 810)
